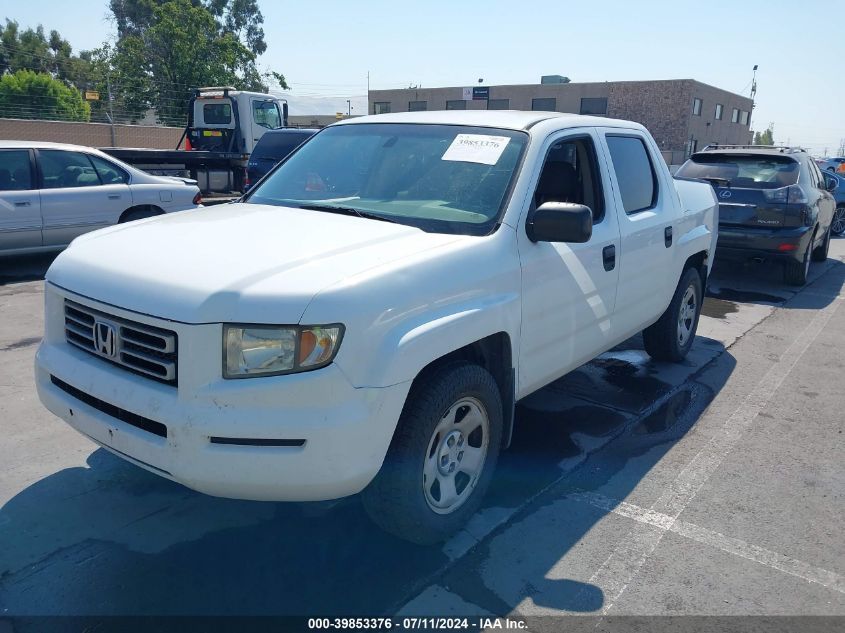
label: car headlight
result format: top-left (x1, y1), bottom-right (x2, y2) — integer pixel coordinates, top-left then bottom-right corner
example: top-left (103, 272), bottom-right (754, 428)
top-left (223, 324), bottom-right (344, 378)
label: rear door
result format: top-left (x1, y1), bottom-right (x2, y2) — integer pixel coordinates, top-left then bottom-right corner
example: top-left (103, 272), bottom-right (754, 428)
top-left (0, 148), bottom-right (41, 251)
top-left (37, 149), bottom-right (130, 247)
top-left (601, 131), bottom-right (676, 338)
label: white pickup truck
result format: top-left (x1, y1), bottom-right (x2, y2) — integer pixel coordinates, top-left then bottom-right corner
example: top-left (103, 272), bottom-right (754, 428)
top-left (36, 111), bottom-right (717, 544)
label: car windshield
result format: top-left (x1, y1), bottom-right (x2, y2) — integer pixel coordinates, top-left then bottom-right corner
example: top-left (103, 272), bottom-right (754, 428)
top-left (676, 153), bottom-right (799, 190)
top-left (246, 123), bottom-right (529, 235)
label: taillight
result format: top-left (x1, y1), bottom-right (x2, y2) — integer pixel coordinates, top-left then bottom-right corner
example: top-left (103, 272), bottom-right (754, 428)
top-left (192, 192), bottom-right (202, 205)
top-left (763, 185), bottom-right (806, 204)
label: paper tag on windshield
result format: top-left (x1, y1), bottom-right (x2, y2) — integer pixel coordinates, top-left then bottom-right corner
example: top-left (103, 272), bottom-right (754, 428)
top-left (442, 134), bottom-right (510, 165)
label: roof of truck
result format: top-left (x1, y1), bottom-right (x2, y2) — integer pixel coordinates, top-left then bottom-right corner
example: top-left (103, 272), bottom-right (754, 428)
top-left (333, 110), bottom-right (641, 132)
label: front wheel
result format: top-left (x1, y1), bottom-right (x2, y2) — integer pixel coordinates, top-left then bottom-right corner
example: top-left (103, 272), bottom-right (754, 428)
top-left (643, 267), bottom-right (703, 362)
top-left (361, 363), bottom-right (503, 545)
top-left (831, 206), bottom-right (845, 237)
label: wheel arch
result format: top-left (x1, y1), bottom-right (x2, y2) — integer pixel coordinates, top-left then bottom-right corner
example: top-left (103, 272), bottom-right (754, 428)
top-left (118, 204), bottom-right (165, 223)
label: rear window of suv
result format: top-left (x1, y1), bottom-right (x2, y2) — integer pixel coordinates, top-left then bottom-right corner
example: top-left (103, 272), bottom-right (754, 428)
top-left (677, 153), bottom-right (799, 189)
top-left (252, 131), bottom-right (316, 161)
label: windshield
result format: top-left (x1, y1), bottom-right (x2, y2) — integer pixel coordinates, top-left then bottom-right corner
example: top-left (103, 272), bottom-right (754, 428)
top-left (677, 153), bottom-right (799, 189)
top-left (246, 123), bottom-right (529, 235)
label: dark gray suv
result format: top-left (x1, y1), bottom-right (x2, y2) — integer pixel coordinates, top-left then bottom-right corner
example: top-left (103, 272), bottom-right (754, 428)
top-left (676, 145), bottom-right (837, 285)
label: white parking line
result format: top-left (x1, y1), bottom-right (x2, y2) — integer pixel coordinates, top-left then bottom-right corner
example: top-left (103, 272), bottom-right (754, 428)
top-left (570, 490), bottom-right (845, 595)
top-left (584, 296), bottom-right (843, 614)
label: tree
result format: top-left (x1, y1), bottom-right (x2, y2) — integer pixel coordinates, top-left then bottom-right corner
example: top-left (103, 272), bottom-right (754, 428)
top-left (753, 124), bottom-right (775, 146)
top-left (0, 19), bottom-right (93, 86)
top-left (0, 69), bottom-right (90, 121)
top-left (106, 0), bottom-right (287, 125)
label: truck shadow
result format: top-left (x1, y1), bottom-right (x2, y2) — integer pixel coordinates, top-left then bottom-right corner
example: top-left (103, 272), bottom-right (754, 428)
top-left (0, 339), bottom-right (734, 621)
top-left (0, 253), bottom-right (57, 285)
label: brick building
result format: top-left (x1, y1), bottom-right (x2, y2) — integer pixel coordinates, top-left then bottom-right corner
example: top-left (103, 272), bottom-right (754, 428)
top-left (368, 78), bottom-right (754, 164)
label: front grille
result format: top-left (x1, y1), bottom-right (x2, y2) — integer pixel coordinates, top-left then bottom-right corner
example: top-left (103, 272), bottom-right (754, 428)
top-left (51, 375), bottom-right (168, 438)
top-left (64, 300), bottom-right (178, 386)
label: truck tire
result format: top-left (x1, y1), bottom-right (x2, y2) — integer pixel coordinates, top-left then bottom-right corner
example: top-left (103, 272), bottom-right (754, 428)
top-left (784, 238), bottom-right (812, 285)
top-left (643, 267), bottom-right (703, 362)
top-left (361, 363), bottom-right (503, 545)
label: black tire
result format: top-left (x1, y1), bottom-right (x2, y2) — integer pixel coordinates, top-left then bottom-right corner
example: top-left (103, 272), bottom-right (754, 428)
top-left (361, 363), bottom-right (503, 545)
top-left (812, 226), bottom-right (831, 262)
top-left (784, 238), bottom-right (812, 286)
top-left (831, 206), bottom-right (845, 237)
top-left (642, 267), bottom-right (703, 362)
top-left (119, 207), bottom-right (163, 223)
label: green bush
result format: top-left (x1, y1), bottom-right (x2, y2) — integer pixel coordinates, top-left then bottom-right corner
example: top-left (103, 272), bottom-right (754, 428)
top-left (0, 69), bottom-right (90, 121)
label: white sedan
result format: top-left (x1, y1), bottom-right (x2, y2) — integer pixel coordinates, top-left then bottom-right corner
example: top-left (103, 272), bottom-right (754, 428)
top-left (0, 141), bottom-right (201, 256)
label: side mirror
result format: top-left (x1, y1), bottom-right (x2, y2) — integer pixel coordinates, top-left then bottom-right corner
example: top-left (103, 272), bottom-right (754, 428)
top-left (824, 175), bottom-right (838, 192)
top-left (527, 202), bottom-right (593, 243)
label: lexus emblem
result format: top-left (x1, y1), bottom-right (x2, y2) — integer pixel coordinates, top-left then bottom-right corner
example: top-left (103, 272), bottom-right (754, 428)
top-left (94, 321), bottom-right (117, 358)
top-left (719, 190), bottom-right (732, 199)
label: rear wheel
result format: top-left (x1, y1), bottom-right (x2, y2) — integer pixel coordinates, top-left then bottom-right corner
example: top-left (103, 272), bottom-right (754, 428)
top-left (643, 267), bottom-right (703, 362)
top-left (831, 206), bottom-right (845, 237)
top-left (812, 226), bottom-right (831, 262)
top-left (784, 238), bottom-right (812, 285)
top-left (361, 363), bottom-right (502, 544)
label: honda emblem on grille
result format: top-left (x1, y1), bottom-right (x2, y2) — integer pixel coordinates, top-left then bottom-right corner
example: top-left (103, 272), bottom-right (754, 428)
top-left (94, 321), bottom-right (117, 358)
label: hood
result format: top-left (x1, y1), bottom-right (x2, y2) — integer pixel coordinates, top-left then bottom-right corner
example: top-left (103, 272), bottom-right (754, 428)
top-left (48, 203), bottom-right (464, 324)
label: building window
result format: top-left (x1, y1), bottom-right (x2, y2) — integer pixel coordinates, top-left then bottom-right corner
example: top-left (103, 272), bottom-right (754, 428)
top-left (739, 110), bottom-right (749, 125)
top-left (715, 104), bottom-right (723, 120)
top-left (532, 97), bottom-right (556, 111)
top-left (731, 108), bottom-right (740, 123)
top-left (580, 97), bottom-right (608, 115)
top-left (487, 99), bottom-right (509, 110)
top-left (373, 102), bottom-right (391, 115)
top-left (692, 98), bottom-right (702, 116)
top-left (446, 100), bottom-right (466, 110)
top-left (408, 101), bottom-right (427, 112)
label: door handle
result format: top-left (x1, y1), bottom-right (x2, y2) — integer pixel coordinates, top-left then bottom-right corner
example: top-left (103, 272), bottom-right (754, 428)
top-left (14, 201), bottom-right (31, 207)
top-left (108, 194), bottom-right (122, 200)
top-left (664, 226), bottom-right (673, 247)
top-left (602, 244), bottom-right (616, 271)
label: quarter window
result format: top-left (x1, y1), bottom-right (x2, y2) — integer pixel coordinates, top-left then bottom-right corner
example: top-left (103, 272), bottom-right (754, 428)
top-left (88, 155), bottom-right (129, 184)
top-left (605, 135), bottom-right (658, 214)
top-left (0, 150), bottom-right (32, 191)
top-left (203, 103), bottom-right (232, 125)
top-left (532, 97), bottom-right (556, 111)
top-left (39, 151), bottom-right (101, 189)
top-left (408, 101), bottom-right (427, 112)
top-left (692, 98), bottom-right (702, 116)
top-left (715, 104), bottom-right (723, 120)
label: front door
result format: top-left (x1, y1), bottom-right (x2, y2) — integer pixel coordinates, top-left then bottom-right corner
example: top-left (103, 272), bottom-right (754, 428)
top-left (37, 149), bottom-right (130, 247)
top-left (517, 130), bottom-right (621, 396)
top-left (0, 149), bottom-right (41, 252)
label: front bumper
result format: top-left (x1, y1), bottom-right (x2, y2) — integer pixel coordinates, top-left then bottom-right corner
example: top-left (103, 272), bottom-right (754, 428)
top-left (715, 224), bottom-right (813, 263)
top-left (35, 285), bottom-right (411, 501)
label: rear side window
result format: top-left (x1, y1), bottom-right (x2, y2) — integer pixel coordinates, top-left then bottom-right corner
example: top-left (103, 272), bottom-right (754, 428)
top-left (0, 150), bottom-right (32, 191)
top-left (203, 103), bottom-right (232, 125)
top-left (676, 154), bottom-right (799, 189)
top-left (253, 132), bottom-right (314, 160)
top-left (39, 151), bottom-right (101, 189)
top-left (89, 155), bottom-right (129, 184)
top-left (606, 135), bottom-right (658, 214)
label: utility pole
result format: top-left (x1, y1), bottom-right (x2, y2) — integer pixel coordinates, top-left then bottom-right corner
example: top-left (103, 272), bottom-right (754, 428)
top-left (106, 75), bottom-right (116, 146)
top-left (346, 99), bottom-right (352, 116)
top-left (748, 65), bottom-right (758, 129)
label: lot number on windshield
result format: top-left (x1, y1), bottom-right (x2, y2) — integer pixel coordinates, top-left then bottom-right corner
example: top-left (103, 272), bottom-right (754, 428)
top-left (442, 134), bottom-right (511, 165)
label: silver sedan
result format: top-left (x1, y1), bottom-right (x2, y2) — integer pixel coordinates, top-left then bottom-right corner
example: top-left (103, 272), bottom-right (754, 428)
top-left (0, 141), bottom-right (201, 256)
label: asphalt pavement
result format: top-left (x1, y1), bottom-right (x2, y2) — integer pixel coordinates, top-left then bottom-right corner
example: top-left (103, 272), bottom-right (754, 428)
top-left (0, 240), bottom-right (843, 629)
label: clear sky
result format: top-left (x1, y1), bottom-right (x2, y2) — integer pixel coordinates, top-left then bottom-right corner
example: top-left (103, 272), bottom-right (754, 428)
top-left (6, 0), bottom-right (845, 155)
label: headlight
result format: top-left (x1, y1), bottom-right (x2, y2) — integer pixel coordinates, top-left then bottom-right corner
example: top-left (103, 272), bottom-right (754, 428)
top-left (223, 324), bottom-right (344, 378)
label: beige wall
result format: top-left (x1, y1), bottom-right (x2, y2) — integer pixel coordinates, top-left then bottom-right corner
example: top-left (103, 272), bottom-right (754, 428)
top-left (0, 118), bottom-right (184, 149)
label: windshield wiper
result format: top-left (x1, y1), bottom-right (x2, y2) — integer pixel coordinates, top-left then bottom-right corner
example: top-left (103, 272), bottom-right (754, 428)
top-left (700, 176), bottom-right (731, 188)
top-left (296, 203), bottom-right (401, 224)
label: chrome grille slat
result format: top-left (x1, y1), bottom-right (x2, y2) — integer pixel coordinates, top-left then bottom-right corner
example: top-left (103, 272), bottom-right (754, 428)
top-left (63, 300), bottom-right (178, 386)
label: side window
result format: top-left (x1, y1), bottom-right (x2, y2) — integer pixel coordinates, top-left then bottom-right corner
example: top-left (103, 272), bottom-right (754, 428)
top-left (0, 150), bottom-right (33, 191)
top-left (532, 136), bottom-right (605, 223)
top-left (203, 103), bottom-right (232, 125)
top-left (39, 150), bottom-right (102, 189)
top-left (88, 155), bottom-right (129, 184)
top-left (605, 135), bottom-right (658, 214)
top-left (252, 100), bottom-right (282, 129)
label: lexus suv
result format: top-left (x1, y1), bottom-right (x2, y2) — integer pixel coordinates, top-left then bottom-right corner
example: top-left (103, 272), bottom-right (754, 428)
top-left (676, 145), bottom-right (837, 285)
